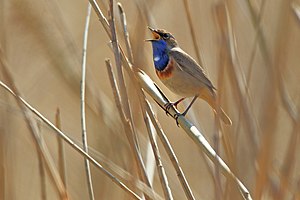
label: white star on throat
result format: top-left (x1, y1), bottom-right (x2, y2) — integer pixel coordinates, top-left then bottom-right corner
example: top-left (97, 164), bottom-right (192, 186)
top-left (154, 56), bottom-right (160, 62)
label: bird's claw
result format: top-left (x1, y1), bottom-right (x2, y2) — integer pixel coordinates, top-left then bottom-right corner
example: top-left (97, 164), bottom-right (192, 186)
top-left (164, 98), bottom-right (185, 116)
top-left (164, 102), bottom-right (173, 116)
top-left (174, 113), bottom-right (182, 127)
top-left (164, 101), bottom-right (185, 126)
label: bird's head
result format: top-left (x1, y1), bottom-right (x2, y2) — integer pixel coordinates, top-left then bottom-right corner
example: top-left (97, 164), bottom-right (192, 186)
top-left (146, 27), bottom-right (178, 49)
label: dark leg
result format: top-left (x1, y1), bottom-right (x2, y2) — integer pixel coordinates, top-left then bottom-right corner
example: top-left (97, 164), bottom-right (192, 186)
top-left (181, 95), bottom-right (198, 116)
top-left (165, 97), bottom-right (185, 110)
top-left (164, 97), bottom-right (186, 116)
top-left (174, 95), bottom-right (198, 126)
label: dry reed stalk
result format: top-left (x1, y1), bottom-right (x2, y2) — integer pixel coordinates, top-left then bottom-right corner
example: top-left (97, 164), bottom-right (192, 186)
top-left (0, 49), bottom-right (69, 200)
top-left (117, 4), bottom-right (173, 199)
top-left (232, 2), bottom-right (266, 178)
top-left (214, 4), bottom-right (245, 198)
top-left (118, 3), bottom-right (172, 197)
top-left (137, 94), bottom-right (174, 200)
top-left (0, 110), bottom-right (4, 200)
top-left (108, 0), bottom-right (131, 120)
top-left (182, 0), bottom-right (204, 68)
top-left (292, 3), bottom-right (300, 22)
top-left (276, 121), bottom-right (300, 199)
top-left (0, 78), bottom-right (143, 200)
top-left (55, 108), bottom-right (67, 190)
top-left (36, 122), bottom-right (47, 200)
top-left (116, 4), bottom-right (155, 197)
top-left (169, 3), bottom-right (218, 195)
top-left (143, 99), bottom-right (196, 200)
top-left (243, 0), bottom-right (266, 110)
top-left (244, 4), bottom-right (299, 197)
top-left (133, 0), bottom-right (156, 27)
top-left (108, 1), bottom-right (152, 197)
top-left (85, 0), bottom-right (150, 198)
top-left (182, 4), bottom-right (230, 194)
top-left (80, 3), bottom-right (95, 200)
top-left (243, 0), bottom-right (293, 199)
top-left (137, 92), bottom-right (174, 200)
top-left (276, 5), bottom-right (298, 124)
top-left (269, 1), bottom-right (296, 199)
top-left (214, 3), bottom-right (237, 164)
top-left (221, 2), bottom-right (259, 153)
top-left (213, 13), bottom-right (227, 197)
top-left (118, 3), bottom-right (134, 63)
top-left (45, 0), bottom-right (79, 54)
top-left (85, 144), bottom-right (164, 200)
top-left (105, 59), bottom-right (150, 199)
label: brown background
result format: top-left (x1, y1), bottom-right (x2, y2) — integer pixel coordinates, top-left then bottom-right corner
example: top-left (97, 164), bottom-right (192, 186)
top-left (1, 0), bottom-right (300, 199)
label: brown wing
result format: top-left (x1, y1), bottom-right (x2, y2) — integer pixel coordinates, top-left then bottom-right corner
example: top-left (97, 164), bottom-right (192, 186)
top-left (169, 47), bottom-right (216, 91)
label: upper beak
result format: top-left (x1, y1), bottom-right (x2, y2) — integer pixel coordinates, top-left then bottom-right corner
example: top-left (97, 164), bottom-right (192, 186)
top-left (148, 26), bottom-right (155, 32)
top-left (145, 26), bottom-right (160, 42)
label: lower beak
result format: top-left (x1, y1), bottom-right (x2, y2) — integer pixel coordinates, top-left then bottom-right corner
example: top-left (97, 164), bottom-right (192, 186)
top-left (145, 39), bottom-right (156, 42)
top-left (145, 26), bottom-right (160, 42)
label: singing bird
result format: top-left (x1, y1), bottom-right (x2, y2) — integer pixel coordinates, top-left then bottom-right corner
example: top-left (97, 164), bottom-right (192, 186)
top-left (146, 27), bottom-right (232, 125)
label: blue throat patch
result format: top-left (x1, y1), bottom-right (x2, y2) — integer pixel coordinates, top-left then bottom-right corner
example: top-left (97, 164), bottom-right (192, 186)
top-left (151, 40), bottom-right (169, 71)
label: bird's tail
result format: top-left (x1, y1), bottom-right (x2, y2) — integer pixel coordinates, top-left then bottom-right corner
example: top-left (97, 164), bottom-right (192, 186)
top-left (200, 88), bottom-right (232, 125)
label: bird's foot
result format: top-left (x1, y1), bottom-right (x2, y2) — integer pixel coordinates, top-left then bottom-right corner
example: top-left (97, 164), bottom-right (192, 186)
top-left (164, 98), bottom-right (186, 116)
top-left (174, 109), bottom-right (190, 127)
top-left (164, 102), bottom-right (173, 116)
top-left (174, 113), bottom-right (182, 127)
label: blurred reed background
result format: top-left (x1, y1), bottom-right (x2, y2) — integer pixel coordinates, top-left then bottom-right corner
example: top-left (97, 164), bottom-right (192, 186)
top-left (0, 0), bottom-right (300, 199)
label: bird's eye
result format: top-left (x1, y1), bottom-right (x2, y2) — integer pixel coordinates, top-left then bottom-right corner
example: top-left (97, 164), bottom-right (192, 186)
top-left (162, 33), bottom-right (169, 39)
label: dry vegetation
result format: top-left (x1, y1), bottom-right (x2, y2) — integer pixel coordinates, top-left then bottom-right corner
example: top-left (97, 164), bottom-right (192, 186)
top-left (0, 0), bottom-right (300, 200)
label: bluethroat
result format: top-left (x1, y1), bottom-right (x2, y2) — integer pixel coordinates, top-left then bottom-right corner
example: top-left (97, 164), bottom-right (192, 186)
top-left (146, 27), bottom-right (232, 125)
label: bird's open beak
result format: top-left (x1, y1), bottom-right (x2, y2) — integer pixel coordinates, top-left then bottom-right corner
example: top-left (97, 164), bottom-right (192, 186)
top-left (145, 26), bottom-right (160, 42)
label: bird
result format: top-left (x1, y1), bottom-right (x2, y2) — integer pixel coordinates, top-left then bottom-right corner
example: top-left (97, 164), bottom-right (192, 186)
top-left (146, 26), bottom-right (232, 125)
